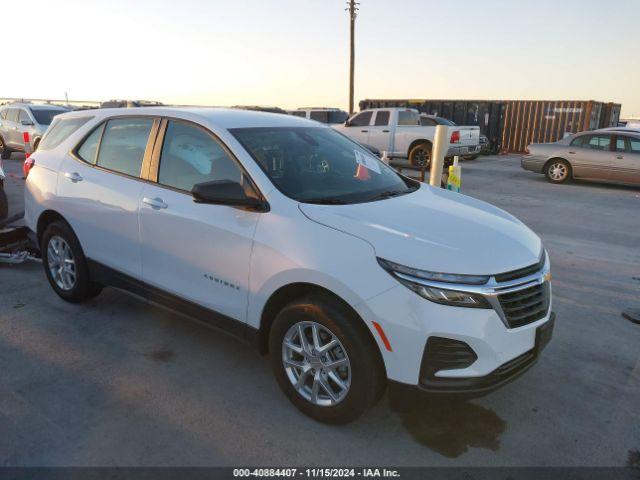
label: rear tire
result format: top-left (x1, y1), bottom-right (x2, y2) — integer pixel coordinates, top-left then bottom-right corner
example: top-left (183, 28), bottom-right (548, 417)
top-left (409, 142), bottom-right (432, 168)
top-left (0, 137), bottom-right (11, 160)
top-left (545, 159), bottom-right (571, 184)
top-left (41, 221), bottom-right (102, 303)
top-left (269, 293), bottom-right (386, 424)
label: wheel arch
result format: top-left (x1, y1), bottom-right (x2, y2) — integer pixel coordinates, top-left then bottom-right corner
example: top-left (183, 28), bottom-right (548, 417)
top-left (407, 139), bottom-right (432, 157)
top-left (257, 282), bottom-right (386, 377)
top-left (36, 209), bottom-right (71, 246)
top-left (543, 156), bottom-right (571, 173)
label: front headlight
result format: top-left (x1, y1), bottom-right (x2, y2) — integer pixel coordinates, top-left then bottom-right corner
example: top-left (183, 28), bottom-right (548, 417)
top-left (377, 258), bottom-right (491, 309)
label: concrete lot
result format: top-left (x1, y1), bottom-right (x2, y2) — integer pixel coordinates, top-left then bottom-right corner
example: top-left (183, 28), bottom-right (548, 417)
top-left (1, 153), bottom-right (639, 467)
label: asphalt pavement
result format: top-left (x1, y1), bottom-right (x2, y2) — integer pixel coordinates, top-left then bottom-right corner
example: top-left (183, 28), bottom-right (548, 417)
top-left (1, 153), bottom-right (638, 467)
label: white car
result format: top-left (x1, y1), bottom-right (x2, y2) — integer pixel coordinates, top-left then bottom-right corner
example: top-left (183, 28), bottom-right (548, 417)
top-left (24, 107), bottom-right (554, 424)
top-left (333, 108), bottom-right (480, 167)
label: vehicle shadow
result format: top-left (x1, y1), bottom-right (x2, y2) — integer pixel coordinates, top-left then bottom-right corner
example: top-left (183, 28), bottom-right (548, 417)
top-left (387, 387), bottom-right (506, 458)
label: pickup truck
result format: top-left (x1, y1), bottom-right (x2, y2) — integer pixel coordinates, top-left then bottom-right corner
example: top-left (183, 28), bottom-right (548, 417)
top-left (333, 108), bottom-right (480, 167)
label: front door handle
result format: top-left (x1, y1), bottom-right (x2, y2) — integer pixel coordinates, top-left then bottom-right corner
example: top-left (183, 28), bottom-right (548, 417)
top-left (361, 129), bottom-right (368, 133)
top-left (143, 197), bottom-right (168, 209)
top-left (568, 151), bottom-right (576, 154)
top-left (616, 155), bottom-right (624, 159)
top-left (382, 129), bottom-right (390, 133)
top-left (64, 172), bottom-right (83, 183)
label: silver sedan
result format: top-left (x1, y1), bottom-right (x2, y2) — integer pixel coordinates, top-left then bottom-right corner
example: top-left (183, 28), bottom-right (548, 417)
top-left (521, 128), bottom-right (640, 186)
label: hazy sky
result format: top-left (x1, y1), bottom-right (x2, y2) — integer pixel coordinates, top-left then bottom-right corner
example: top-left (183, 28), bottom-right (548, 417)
top-left (4, 0), bottom-right (639, 116)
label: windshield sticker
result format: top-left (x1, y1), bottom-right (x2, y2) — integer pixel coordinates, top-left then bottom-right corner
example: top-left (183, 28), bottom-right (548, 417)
top-left (354, 150), bottom-right (381, 174)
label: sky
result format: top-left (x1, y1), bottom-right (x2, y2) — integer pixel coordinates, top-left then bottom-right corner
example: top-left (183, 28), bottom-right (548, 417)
top-left (3, 0), bottom-right (639, 117)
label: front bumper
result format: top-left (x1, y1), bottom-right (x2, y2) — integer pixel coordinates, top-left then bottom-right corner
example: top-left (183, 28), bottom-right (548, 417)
top-left (416, 312), bottom-right (554, 394)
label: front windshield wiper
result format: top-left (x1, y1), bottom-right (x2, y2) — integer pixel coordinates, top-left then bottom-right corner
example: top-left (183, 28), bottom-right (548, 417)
top-left (303, 198), bottom-right (349, 205)
top-left (367, 188), bottom-right (415, 202)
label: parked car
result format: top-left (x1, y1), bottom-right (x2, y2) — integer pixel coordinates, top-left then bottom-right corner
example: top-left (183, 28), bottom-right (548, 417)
top-left (290, 108), bottom-right (349, 125)
top-left (479, 134), bottom-right (490, 154)
top-left (521, 129), bottom-right (640, 186)
top-left (0, 103), bottom-right (70, 158)
top-left (100, 100), bottom-right (163, 108)
top-left (334, 108), bottom-right (480, 168)
top-left (420, 114), bottom-right (484, 160)
top-left (0, 158), bottom-right (7, 220)
top-left (25, 107), bottom-right (554, 424)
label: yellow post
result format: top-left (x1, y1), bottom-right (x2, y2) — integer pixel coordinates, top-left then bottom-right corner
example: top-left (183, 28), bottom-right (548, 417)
top-left (429, 125), bottom-right (448, 187)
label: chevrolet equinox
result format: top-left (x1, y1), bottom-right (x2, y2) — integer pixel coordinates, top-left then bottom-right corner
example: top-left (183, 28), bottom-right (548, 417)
top-left (24, 107), bottom-right (554, 424)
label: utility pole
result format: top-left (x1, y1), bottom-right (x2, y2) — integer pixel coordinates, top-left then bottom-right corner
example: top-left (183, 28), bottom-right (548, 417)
top-left (347, 0), bottom-right (359, 114)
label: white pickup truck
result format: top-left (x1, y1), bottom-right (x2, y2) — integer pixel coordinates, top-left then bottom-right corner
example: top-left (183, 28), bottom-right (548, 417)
top-left (334, 108), bottom-right (480, 167)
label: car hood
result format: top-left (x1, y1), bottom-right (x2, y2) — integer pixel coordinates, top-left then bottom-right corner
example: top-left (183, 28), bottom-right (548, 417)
top-left (299, 186), bottom-right (542, 275)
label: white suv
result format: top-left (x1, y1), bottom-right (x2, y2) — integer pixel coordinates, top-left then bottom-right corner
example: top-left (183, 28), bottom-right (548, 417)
top-left (25, 107), bottom-right (554, 424)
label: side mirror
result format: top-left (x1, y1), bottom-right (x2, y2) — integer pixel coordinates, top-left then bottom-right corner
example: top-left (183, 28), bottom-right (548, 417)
top-left (191, 180), bottom-right (267, 211)
top-left (21, 120), bottom-right (34, 126)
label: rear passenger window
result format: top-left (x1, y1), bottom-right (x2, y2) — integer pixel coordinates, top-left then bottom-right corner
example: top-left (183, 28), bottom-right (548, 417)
top-left (77, 124), bottom-right (105, 164)
top-left (291, 111), bottom-right (306, 118)
top-left (7, 109), bottom-right (19, 122)
top-left (570, 136), bottom-right (585, 147)
top-left (375, 111), bottom-right (390, 126)
top-left (19, 110), bottom-right (31, 124)
top-left (158, 121), bottom-right (242, 192)
top-left (96, 118), bottom-right (153, 177)
top-left (39, 117), bottom-right (93, 151)
top-left (629, 138), bottom-right (640, 153)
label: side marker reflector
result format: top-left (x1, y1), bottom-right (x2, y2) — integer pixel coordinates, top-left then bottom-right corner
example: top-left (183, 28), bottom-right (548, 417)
top-left (372, 321), bottom-right (392, 352)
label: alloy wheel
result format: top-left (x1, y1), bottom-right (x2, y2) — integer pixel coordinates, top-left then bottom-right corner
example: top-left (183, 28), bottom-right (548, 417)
top-left (548, 163), bottom-right (568, 181)
top-left (282, 321), bottom-right (351, 407)
top-left (413, 148), bottom-right (431, 167)
top-left (47, 235), bottom-right (77, 290)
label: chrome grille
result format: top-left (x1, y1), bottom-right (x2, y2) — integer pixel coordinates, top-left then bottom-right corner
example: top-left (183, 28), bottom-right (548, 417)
top-left (498, 282), bottom-right (550, 328)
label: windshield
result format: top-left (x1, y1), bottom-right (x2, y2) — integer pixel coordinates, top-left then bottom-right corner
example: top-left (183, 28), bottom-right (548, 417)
top-left (230, 127), bottom-right (416, 204)
top-left (30, 108), bottom-right (69, 125)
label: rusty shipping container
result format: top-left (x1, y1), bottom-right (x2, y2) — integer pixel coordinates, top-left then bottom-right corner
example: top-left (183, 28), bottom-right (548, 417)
top-left (359, 99), bottom-right (621, 153)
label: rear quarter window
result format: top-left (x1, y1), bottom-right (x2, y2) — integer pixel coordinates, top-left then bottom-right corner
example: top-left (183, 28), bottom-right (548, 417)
top-left (38, 117), bottom-right (94, 151)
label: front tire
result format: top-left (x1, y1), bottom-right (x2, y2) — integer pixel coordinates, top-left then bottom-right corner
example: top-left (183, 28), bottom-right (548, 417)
top-left (545, 159), bottom-right (571, 184)
top-left (41, 221), bottom-right (102, 303)
top-left (409, 142), bottom-right (432, 168)
top-left (269, 294), bottom-right (385, 424)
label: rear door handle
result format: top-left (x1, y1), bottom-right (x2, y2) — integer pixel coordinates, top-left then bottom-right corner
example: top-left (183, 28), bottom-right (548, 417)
top-left (64, 172), bottom-right (83, 182)
top-left (361, 130), bottom-right (368, 133)
top-left (382, 129), bottom-right (390, 133)
top-left (143, 197), bottom-right (168, 209)
top-left (568, 151), bottom-right (576, 154)
top-left (616, 155), bottom-right (624, 159)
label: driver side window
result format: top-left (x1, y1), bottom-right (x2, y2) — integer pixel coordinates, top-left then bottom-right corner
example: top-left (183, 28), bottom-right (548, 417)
top-left (158, 120), bottom-right (243, 192)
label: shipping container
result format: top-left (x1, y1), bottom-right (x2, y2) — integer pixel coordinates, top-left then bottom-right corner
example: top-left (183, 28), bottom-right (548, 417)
top-left (359, 99), bottom-right (621, 153)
